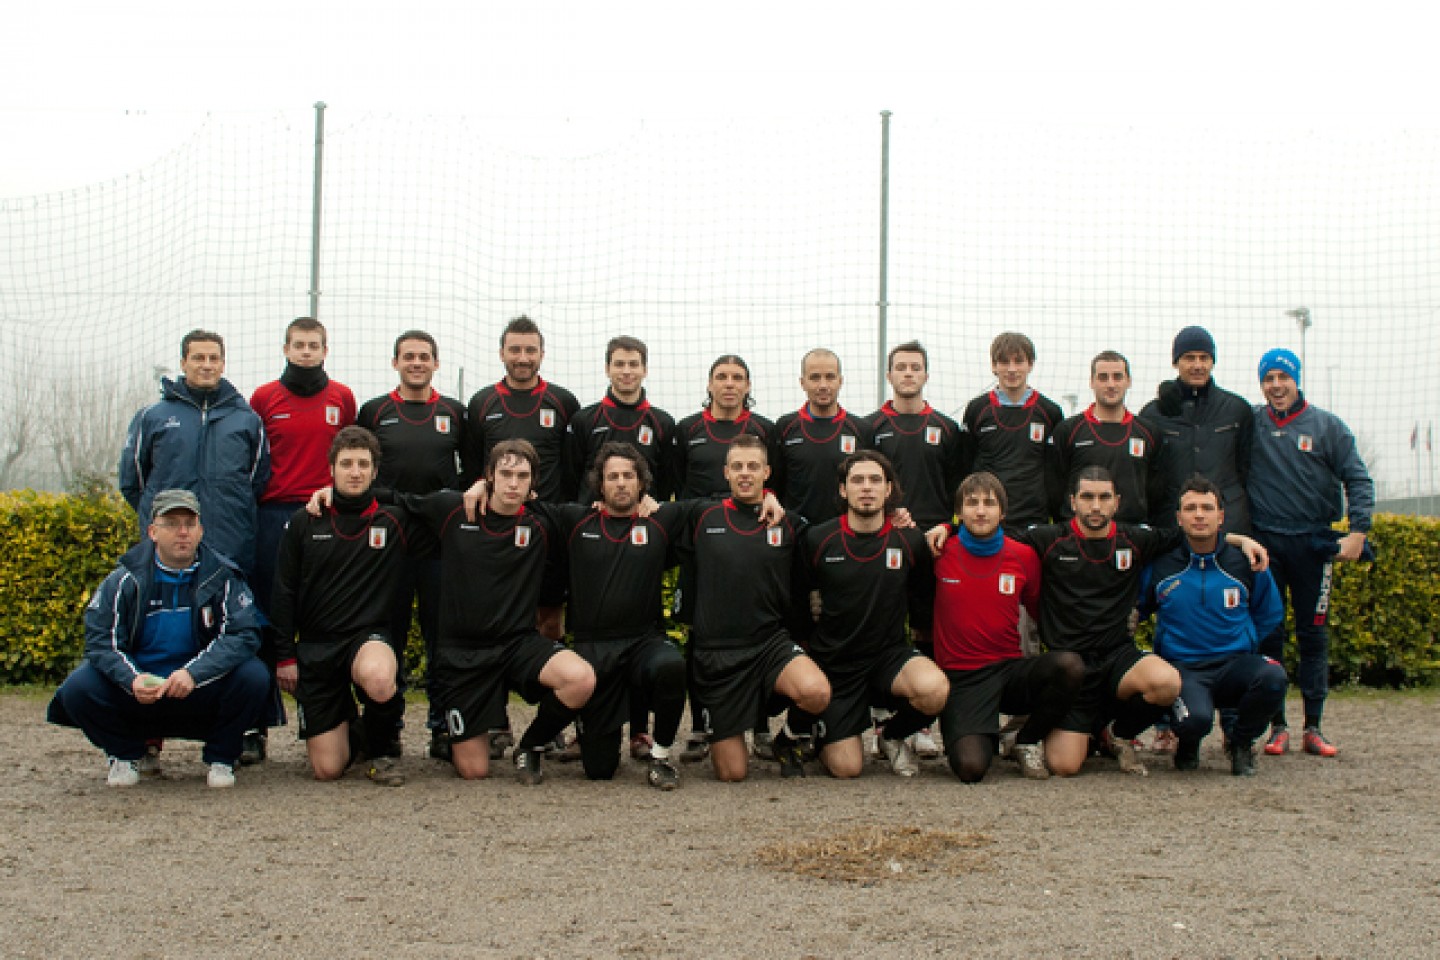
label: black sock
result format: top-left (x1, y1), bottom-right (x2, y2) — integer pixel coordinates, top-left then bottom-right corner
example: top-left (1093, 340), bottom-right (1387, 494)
top-left (881, 704), bottom-right (930, 743)
top-left (1111, 693), bottom-right (1166, 741)
top-left (519, 693), bottom-right (577, 751)
top-left (362, 691), bottom-right (406, 758)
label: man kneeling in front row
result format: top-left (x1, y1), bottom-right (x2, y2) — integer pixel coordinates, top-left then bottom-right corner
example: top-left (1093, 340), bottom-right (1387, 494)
top-left (48, 489), bottom-right (269, 788)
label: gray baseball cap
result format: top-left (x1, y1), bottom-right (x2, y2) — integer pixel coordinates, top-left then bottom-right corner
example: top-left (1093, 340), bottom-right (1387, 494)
top-left (151, 489), bottom-right (201, 521)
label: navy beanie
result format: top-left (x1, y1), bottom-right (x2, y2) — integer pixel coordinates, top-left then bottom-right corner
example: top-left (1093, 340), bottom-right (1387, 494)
top-left (1171, 326), bottom-right (1216, 364)
top-left (1257, 348), bottom-right (1302, 386)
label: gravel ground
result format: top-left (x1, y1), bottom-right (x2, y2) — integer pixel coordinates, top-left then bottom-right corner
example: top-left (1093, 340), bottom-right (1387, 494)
top-left (3, 687), bottom-right (1438, 959)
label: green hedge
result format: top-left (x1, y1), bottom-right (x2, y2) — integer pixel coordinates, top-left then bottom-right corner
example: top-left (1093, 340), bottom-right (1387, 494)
top-left (3, 492), bottom-right (1438, 687)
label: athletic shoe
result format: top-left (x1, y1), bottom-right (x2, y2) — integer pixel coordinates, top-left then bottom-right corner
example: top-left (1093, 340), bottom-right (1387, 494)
top-left (514, 748), bottom-right (544, 785)
top-left (489, 729), bottom-right (514, 760)
top-left (879, 735), bottom-right (919, 777)
top-left (1263, 727), bottom-right (1290, 756)
top-left (428, 730), bottom-right (452, 762)
top-left (647, 758), bottom-right (680, 791)
top-left (678, 736), bottom-right (710, 764)
top-left (1173, 738), bottom-right (1201, 771)
top-left (554, 733), bottom-right (583, 764)
top-left (1228, 741), bottom-right (1258, 777)
top-left (629, 733), bottom-right (655, 762)
top-left (206, 763), bottom-right (236, 789)
top-left (238, 730), bottom-right (267, 766)
top-left (752, 730), bottom-right (775, 760)
top-left (1101, 723), bottom-right (1148, 776)
top-left (106, 757), bottom-right (140, 788)
top-left (137, 742), bottom-right (163, 777)
top-left (1012, 743), bottom-right (1050, 780)
top-left (1302, 727), bottom-right (1338, 757)
top-left (1151, 728), bottom-right (1180, 755)
top-left (366, 757), bottom-right (406, 787)
top-left (910, 728), bottom-right (941, 759)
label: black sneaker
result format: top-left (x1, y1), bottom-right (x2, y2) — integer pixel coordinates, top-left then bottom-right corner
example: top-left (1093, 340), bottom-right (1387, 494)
top-left (428, 730), bottom-right (453, 762)
top-left (1228, 741), bottom-right (1257, 777)
top-left (647, 758), bottom-right (680, 791)
top-left (489, 729), bottom-right (514, 760)
top-left (1173, 738), bottom-right (1201, 771)
top-left (239, 730), bottom-right (267, 766)
top-left (772, 733), bottom-right (808, 779)
top-left (514, 747), bottom-right (544, 785)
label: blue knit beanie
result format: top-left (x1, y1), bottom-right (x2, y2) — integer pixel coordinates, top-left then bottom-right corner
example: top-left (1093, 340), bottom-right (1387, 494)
top-left (1172, 326), bottom-right (1216, 364)
top-left (1257, 348), bottom-right (1301, 386)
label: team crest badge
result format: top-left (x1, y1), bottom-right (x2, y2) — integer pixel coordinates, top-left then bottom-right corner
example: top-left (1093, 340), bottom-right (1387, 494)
top-left (369, 527), bottom-right (387, 550)
top-left (435, 416), bottom-right (451, 434)
top-left (840, 435), bottom-right (857, 454)
top-left (1129, 438), bottom-right (1145, 458)
top-left (325, 405), bottom-right (340, 426)
top-left (540, 409), bottom-right (556, 429)
top-left (925, 426), bottom-right (942, 446)
top-left (1116, 548), bottom-right (1133, 571)
top-left (1030, 423), bottom-right (1045, 443)
top-left (885, 548), bottom-right (902, 570)
top-left (637, 425), bottom-right (654, 446)
top-left (999, 573), bottom-right (1016, 595)
top-left (201, 607), bottom-right (214, 629)
top-left (514, 526), bottom-right (531, 548)
top-left (1298, 434), bottom-right (1313, 452)
top-left (767, 528), bottom-right (784, 547)
top-left (1224, 587), bottom-right (1240, 609)
top-left (631, 526), bottom-right (648, 546)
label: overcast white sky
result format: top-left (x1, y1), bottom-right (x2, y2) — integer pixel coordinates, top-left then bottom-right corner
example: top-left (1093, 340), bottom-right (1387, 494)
top-left (3, 1), bottom-right (1437, 194)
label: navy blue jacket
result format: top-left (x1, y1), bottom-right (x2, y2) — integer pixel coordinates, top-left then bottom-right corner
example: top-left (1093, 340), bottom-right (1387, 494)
top-left (1140, 541), bottom-right (1283, 664)
top-left (1247, 396), bottom-right (1374, 536)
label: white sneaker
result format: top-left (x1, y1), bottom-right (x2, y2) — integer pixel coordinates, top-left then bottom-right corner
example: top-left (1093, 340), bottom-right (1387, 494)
top-left (207, 763), bottom-right (236, 789)
top-left (1012, 743), bottom-right (1050, 780)
top-left (1102, 723), bottom-right (1148, 777)
top-left (107, 758), bottom-right (140, 788)
top-left (910, 728), bottom-right (941, 758)
top-left (879, 736), bottom-right (919, 777)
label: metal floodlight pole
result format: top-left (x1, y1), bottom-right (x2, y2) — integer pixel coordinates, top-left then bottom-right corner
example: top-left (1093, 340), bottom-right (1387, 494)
top-left (1285, 306), bottom-right (1312, 372)
top-left (877, 110), bottom-right (892, 408)
top-left (309, 101), bottom-right (327, 319)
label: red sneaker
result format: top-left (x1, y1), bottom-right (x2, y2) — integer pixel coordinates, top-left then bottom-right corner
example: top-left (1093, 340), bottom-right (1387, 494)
top-left (1302, 727), bottom-right (1338, 757)
top-left (1263, 728), bottom-right (1290, 756)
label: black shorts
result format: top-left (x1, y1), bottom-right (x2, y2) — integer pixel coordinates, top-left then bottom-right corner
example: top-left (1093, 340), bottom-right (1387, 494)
top-left (432, 633), bottom-right (566, 743)
top-left (294, 630), bottom-right (392, 740)
top-left (940, 656), bottom-right (1048, 741)
top-left (692, 632), bottom-right (806, 742)
top-left (574, 632), bottom-right (683, 738)
top-left (813, 645), bottom-right (917, 745)
top-left (1057, 644), bottom-right (1149, 734)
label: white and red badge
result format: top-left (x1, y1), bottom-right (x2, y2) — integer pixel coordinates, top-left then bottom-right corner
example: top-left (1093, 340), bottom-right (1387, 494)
top-left (767, 527), bottom-right (784, 547)
top-left (998, 573), bottom-right (1016, 595)
top-left (540, 409), bottom-right (556, 429)
top-left (1030, 423), bottom-right (1045, 443)
top-left (840, 435), bottom-right (856, 454)
top-left (1224, 587), bottom-right (1240, 609)
top-left (886, 548), bottom-right (902, 570)
top-left (514, 525), bottom-right (531, 548)
top-left (631, 526), bottom-right (648, 546)
top-left (325, 405), bottom-right (341, 426)
top-left (201, 607), bottom-right (215, 629)
top-left (1129, 438), bottom-right (1145, 458)
top-left (637, 425), bottom-right (654, 446)
top-left (1298, 434), bottom-right (1314, 452)
top-left (925, 426), bottom-right (942, 446)
top-left (435, 416), bottom-right (451, 434)
top-left (369, 527), bottom-right (387, 550)
top-left (1115, 548), bottom-right (1132, 571)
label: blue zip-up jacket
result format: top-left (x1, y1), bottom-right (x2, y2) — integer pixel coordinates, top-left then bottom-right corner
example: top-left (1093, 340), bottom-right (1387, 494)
top-left (119, 376), bottom-right (270, 570)
top-left (1140, 541), bottom-right (1284, 664)
top-left (76, 540), bottom-right (262, 691)
top-left (1247, 396), bottom-right (1374, 536)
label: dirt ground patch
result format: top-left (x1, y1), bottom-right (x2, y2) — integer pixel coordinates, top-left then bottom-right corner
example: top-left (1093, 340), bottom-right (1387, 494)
top-left (3, 688), bottom-right (1438, 959)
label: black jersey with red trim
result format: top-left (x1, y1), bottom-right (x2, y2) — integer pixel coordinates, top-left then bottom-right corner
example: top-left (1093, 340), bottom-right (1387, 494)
top-left (960, 390), bottom-right (1064, 528)
top-left (680, 498), bottom-right (804, 650)
top-left (772, 406), bottom-right (872, 524)
top-left (1051, 406), bottom-right (1166, 524)
top-left (268, 496), bottom-right (417, 664)
top-left (670, 409), bottom-right (778, 501)
top-left (552, 501), bottom-right (687, 642)
top-left (865, 402), bottom-right (963, 529)
top-left (466, 378), bottom-right (580, 502)
top-left (1014, 520), bottom-right (1177, 658)
top-left (400, 492), bottom-right (559, 649)
top-left (799, 516), bottom-right (931, 665)
top-left (566, 390), bottom-right (677, 504)
top-left (357, 389), bottom-right (467, 494)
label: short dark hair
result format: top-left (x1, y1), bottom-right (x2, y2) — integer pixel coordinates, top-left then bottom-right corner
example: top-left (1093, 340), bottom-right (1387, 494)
top-left (285, 317), bottom-right (327, 347)
top-left (726, 434), bottom-right (768, 463)
top-left (838, 450), bottom-right (902, 511)
top-left (956, 471), bottom-right (1008, 517)
top-left (588, 441), bottom-right (652, 499)
top-left (990, 332), bottom-right (1035, 365)
top-left (1090, 349), bottom-right (1130, 377)
top-left (181, 329), bottom-right (225, 361)
top-left (606, 335), bottom-right (648, 366)
top-left (887, 340), bottom-right (928, 371)
top-left (704, 354), bottom-right (755, 410)
top-left (328, 425), bottom-right (382, 467)
top-left (1071, 464), bottom-right (1115, 495)
top-left (1178, 474), bottom-right (1225, 509)
top-left (393, 329), bottom-right (438, 361)
top-left (502, 315), bottom-right (544, 350)
top-left (486, 438), bottom-right (540, 482)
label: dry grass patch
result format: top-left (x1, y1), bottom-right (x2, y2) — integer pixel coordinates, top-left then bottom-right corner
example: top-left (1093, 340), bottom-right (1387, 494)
top-left (756, 825), bottom-right (994, 884)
